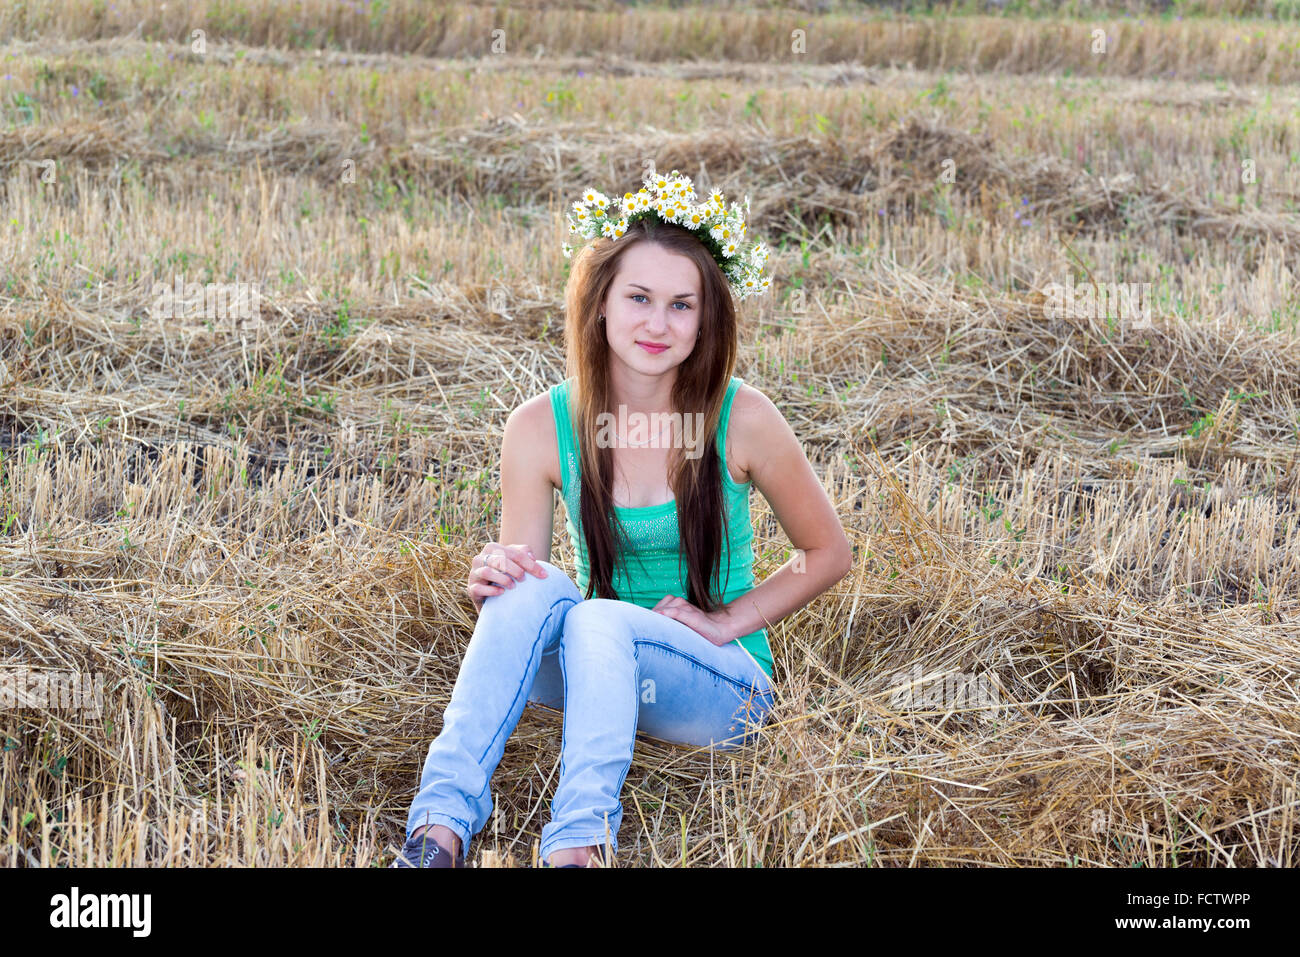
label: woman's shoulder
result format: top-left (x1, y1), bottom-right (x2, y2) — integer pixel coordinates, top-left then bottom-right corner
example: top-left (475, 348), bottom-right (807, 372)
top-left (723, 380), bottom-right (784, 484)
top-left (728, 380), bottom-right (780, 426)
top-left (509, 388), bottom-right (559, 423)
top-left (505, 387), bottom-right (562, 491)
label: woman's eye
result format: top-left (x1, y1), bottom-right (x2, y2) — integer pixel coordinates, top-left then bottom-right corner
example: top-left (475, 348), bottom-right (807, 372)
top-left (631, 294), bottom-right (690, 310)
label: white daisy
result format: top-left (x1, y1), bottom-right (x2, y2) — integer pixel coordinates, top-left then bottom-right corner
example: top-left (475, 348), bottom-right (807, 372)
top-left (682, 205), bottom-right (709, 228)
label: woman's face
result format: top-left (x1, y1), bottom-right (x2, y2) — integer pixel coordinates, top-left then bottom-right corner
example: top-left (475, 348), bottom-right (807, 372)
top-left (600, 242), bottom-right (702, 379)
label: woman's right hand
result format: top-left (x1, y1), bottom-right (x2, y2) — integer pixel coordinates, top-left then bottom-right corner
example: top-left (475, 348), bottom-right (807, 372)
top-left (467, 542), bottom-right (549, 613)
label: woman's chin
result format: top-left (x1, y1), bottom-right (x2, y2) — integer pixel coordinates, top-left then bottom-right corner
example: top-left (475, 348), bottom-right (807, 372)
top-left (615, 348), bottom-right (682, 373)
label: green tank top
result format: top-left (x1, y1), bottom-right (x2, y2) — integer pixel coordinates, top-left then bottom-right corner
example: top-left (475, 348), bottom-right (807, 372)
top-left (548, 375), bottom-right (774, 680)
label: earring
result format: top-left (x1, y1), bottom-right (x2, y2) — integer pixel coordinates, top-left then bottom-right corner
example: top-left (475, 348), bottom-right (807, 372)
top-left (598, 314), bottom-right (605, 322)
top-left (696, 330), bottom-right (701, 339)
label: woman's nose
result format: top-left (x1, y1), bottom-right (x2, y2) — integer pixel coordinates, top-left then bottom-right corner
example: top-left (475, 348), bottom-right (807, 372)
top-left (644, 310), bottom-right (670, 332)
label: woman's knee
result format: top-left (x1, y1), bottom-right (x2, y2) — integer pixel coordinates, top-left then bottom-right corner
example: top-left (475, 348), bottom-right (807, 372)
top-left (483, 559), bottom-right (580, 607)
top-left (561, 598), bottom-right (631, 633)
top-left (560, 599), bottom-right (639, 658)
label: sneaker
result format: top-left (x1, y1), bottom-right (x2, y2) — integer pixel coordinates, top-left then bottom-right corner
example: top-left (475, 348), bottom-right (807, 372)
top-left (390, 830), bottom-right (466, 868)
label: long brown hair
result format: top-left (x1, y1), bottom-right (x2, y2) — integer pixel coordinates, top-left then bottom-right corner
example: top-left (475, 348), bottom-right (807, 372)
top-left (561, 215), bottom-right (738, 610)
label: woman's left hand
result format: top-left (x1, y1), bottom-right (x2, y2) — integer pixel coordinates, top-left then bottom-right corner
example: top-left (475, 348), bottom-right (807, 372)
top-left (651, 595), bottom-right (735, 646)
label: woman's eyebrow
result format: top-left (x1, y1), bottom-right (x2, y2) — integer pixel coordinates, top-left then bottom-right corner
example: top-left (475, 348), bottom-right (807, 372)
top-left (627, 283), bottom-right (697, 299)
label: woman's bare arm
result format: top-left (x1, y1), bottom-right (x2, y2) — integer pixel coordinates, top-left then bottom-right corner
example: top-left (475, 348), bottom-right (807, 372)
top-left (651, 384), bottom-right (852, 642)
top-left (498, 394), bottom-right (558, 561)
top-left (466, 394), bottom-right (557, 608)
top-left (682, 385), bottom-right (853, 641)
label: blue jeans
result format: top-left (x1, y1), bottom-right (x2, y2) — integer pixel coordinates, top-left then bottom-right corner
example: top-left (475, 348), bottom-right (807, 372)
top-left (404, 560), bottom-right (775, 863)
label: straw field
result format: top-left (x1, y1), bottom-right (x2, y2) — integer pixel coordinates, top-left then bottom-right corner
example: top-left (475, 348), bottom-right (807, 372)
top-left (2, 0), bottom-right (1299, 867)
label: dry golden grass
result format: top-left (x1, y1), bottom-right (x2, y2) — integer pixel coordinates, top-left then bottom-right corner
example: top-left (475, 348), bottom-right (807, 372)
top-left (1, 2), bottom-right (1298, 867)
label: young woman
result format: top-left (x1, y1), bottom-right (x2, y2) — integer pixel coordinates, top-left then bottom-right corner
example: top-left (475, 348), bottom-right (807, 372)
top-left (393, 207), bottom-right (852, 869)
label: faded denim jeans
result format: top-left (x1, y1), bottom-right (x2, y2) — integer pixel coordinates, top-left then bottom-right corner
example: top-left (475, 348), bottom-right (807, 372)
top-left (403, 560), bottom-right (775, 863)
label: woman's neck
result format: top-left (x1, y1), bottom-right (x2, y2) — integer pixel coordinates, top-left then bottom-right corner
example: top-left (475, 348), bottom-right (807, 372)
top-left (606, 363), bottom-right (677, 416)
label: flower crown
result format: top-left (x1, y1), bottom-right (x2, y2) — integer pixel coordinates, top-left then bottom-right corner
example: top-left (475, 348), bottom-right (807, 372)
top-left (562, 169), bottom-right (771, 301)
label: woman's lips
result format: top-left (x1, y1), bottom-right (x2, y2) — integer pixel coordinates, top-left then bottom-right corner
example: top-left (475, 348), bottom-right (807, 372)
top-left (637, 341), bottom-right (669, 354)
